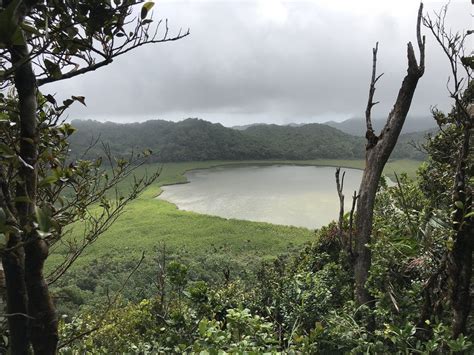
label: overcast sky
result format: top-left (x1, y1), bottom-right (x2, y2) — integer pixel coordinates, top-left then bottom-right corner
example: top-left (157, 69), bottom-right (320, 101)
top-left (45, 0), bottom-right (472, 126)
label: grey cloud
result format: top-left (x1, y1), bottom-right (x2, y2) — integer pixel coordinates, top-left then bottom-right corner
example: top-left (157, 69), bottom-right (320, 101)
top-left (46, 1), bottom-right (471, 126)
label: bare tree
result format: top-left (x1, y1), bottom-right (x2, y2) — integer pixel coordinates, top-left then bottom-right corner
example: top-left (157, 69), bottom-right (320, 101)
top-left (335, 168), bottom-right (346, 248)
top-left (354, 3), bottom-right (425, 307)
top-left (335, 167), bottom-right (358, 258)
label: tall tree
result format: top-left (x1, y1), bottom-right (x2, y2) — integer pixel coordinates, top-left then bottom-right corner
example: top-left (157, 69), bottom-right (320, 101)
top-left (354, 3), bottom-right (425, 306)
top-left (0, 1), bottom-right (188, 352)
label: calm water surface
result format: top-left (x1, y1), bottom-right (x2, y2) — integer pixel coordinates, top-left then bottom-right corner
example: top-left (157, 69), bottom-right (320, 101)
top-left (159, 165), bottom-right (363, 229)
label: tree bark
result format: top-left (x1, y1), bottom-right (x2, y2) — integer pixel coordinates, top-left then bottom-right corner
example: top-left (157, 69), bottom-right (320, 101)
top-left (354, 153), bottom-right (384, 306)
top-left (9, 4), bottom-right (58, 352)
top-left (24, 238), bottom-right (58, 354)
top-left (449, 124), bottom-right (472, 338)
top-left (354, 4), bottom-right (425, 307)
top-left (450, 226), bottom-right (473, 338)
top-left (0, 162), bottom-right (29, 354)
top-left (1, 236), bottom-right (29, 354)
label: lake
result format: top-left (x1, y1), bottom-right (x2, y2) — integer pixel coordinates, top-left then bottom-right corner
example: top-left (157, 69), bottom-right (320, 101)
top-left (159, 165), bottom-right (363, 229)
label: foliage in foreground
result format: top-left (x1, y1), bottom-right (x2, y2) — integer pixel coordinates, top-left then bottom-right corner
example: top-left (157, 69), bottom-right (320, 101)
top-left (57, 174), bottom-right (473, 353)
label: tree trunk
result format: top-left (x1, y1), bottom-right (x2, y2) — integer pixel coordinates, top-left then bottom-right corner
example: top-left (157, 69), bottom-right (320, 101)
top-left (449, 125), bottom-right (473, 338)
top-left (10, 13), bottom-right (58, 353)
top-left (354, 5), bottom-right (425, 307)
top-left (1, 238), bottom-right (29, 354)
top-left (24, 239), bottom-right (58, 354)
top-left (354, 151), bottom-right (384, 306)
top-left (450, 228), bottom-right (473, 338)
top-left (0, 162), bottom-right (29, 354)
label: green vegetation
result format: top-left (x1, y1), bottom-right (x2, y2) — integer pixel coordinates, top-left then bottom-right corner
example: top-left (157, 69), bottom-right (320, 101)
top-left (58, 164), bottom-right (474, 353)
top-left (68, 118), bottom-right (429, 163)
top-left (47, 158), bottom-right (421, 318)
top-left (48, 158), bottom-right (422, 270)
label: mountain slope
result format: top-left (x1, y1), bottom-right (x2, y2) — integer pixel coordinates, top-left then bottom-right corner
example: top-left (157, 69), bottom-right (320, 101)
top-left (68, 118), bottom-right (430, 162)
top-left (243, 123), bottom-right (363, 159)
top-left (324, 116), bottom-right (436, 136)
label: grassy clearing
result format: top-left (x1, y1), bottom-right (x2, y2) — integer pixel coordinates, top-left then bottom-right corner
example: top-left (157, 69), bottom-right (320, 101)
top-left (47, 159), bottom-right (422, 277)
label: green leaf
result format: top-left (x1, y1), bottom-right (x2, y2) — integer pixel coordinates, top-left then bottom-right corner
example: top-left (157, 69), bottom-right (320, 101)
top-left (35, 205), bottom-right (52, 233)
top-left (71, 95), bottom-right (86, 106)
top-left (62, 98), bottom-right (74, 108)
top-left (141, 2), bottom-right (155, 19)
top-left (464, 211), bottom-right (474, 219)
top-left (428, 216), bottom-right (450, 229)
top-left (44, 94), bottom-right (56, 105)
top-left (454, 201), bottom-right (464, 210)
top-left (0, 143), bottom-right (15, 157)
top-left (60, 123), bottom-right (76, 136)
top-left (20, 21), bottom-right (41, 35)
top-left (44, 58), bottom-right (62, 79)
top-left (0, 0), bottom-right (22, 45)
top-left (39, 175), bottom-right (58, 187)
top-left (0, 233), bottom-right (8, 248)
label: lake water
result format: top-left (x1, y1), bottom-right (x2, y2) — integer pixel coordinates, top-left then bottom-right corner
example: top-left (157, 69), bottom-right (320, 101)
top-left (159, 165), bottom-right (363, 229)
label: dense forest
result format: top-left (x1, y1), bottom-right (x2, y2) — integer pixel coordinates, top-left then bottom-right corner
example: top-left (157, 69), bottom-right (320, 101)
top-left (68, 118), bottom-right (429, 162)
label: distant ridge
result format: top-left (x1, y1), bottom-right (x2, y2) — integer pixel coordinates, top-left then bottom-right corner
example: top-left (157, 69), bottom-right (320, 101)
top-left (231, 123), bottom-right (268, 131)
top-left (68, 118), bottom-right (431, 163)
top-left (324, 116), bottom-right (437, 136)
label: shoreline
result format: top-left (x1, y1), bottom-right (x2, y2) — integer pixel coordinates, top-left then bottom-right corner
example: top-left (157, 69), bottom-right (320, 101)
top-left (154, 160), bottom-right (410, 229)
top-left (154, 158), bottom-right (417, 195)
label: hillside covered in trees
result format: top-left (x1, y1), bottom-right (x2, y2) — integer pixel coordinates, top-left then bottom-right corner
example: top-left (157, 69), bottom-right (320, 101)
top-left (324, 116), bottom-right (437, 136)
top-left (68, 118), bottom-right (429, 162)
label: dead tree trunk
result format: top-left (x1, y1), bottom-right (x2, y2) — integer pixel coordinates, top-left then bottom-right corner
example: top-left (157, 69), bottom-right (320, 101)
top-left (335, 168), bottom-right (346, 248)
top-left (354, 4), bottom-right (425, 307)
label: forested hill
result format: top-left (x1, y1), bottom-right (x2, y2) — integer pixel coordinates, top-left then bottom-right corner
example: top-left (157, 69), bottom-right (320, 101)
top-left (68, 118), bottom-right (429, 162)
top-left (324, 116), bottom-right (436, 136)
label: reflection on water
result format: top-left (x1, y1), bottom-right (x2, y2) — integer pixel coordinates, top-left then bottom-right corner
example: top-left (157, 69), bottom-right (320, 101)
top-left (159, 165), bottom-right (363, 229)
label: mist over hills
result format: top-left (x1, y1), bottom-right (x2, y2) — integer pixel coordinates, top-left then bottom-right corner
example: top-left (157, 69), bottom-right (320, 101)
top-left (323, 116), bottom-right (437, 136)
top-left (232, 116), bottom-right (436, 136)
top-left (68, 118), bottom-right (430, 163)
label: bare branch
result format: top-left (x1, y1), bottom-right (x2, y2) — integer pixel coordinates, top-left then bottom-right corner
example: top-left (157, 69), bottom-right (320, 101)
top-left (37, 31), bottom-right (190, 87)
top-left (348, 191), bottom-right (358, 257)
top-left (365, 42), bottom-right (382, 147)
top-left (335, 168), bottom-right (345, 248)
top-left (394, 172), bottom-right (418, 238)
top-left (417, 2), bottom-right (426, 70)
